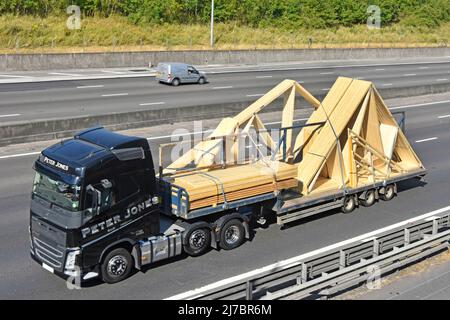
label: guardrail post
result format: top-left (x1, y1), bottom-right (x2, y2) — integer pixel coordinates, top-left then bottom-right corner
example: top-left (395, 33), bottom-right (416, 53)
top-left (404, 228), bottom-right (410, 245)
top-left (373, 239), bottom-right (380, 257)
top-left (432, 219), bottom-right (438, 235)
top-left (301, 263), bottom-right (307, 283)
top-left (339, 250), bottom-right (346, 269)
top-left (246, 280), bottom-right (253, 300)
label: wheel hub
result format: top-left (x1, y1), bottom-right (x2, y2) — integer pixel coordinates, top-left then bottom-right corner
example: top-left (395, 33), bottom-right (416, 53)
top-left (345, 198), bottom-right (353, 210)
top-left (107, 255), bottom-right (127, 277)
top-left (225, 226), bottom-right (240, 245)
top-left (189, 230), bottom-right (206, 249)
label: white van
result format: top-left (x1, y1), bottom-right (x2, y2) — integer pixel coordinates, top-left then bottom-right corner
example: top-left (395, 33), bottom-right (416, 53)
top-left (155, 62), bottom-right (207, 86)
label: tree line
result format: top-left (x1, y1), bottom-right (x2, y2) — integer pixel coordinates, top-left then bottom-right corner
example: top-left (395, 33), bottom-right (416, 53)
top-left (1, 0), bottom-right (449, 28)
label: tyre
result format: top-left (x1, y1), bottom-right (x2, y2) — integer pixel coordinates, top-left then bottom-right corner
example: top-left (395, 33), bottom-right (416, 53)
top-left (341, 195), bottom-right (356, 214)
top-left (101, 248), bottom-right (133, 284)
top-left (360, 190), bottom-right (376, 207)
top-left (171, 78), bottom-right (180, 86)
top-left (380, 184), bottom-right (396, 201)
top-left (183, 227), bottom-right (211, 257)
top-left (198, 77), bottom-right (206, 85)
top-left (219, 219), bottom-right (245, 250)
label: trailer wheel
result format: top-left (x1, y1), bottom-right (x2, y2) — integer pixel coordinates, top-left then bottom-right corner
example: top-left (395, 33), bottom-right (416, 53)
top-left (184, 227), bottom-right (211, 257)
top-left (219, 219), bottom-right (245, 250)
top-left (380, 184), bottom-right (396, 201)
top-left (101, 248), bottom-right (133, 284)
top-left (341, 195), bottom-right (356, 214)
top-left (360, 190), bottom-right (376, 207)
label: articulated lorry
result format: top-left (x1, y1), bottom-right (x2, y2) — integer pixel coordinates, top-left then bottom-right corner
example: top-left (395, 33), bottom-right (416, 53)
top-left (29, 77), bottom-right (426, 283)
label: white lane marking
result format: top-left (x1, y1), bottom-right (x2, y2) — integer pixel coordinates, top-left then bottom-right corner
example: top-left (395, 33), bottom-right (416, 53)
top-left (139, 102), bottom-right (165, 106)
top-left (101, 93), bottom-right (128, 97)
top-left (436, 79), bottom-right (448, 82)
top-left (49, 72), bottom-right (83, 77)
top-left (165, 205), bottom-right (450, 300)
top-left (438, 114), bottom-right (450, 119)
top-left (256, 75), bottom-right (272, 79)
top-left (0, 151), bottom-right (40, 160)
top-left (403, 73), bottom-right (417, 76)
top-left (212, 86), bottom-right (233, 90)
top-left (245, 144), bottom-right (262, 149)
top-left (101, 70), bottom-right (126, 74)
top-left (390, 100), bottom-right (450, 110)
top-left (382, 83), bottom-right (393, 86)
top-left (375, 68), bottom-right (385, 71)
top-left (0, 74), bottom-right (31, 78)
top-left (361, 236), bottom-right (377, 243)
top-left (297, 81), bottom-right (305, 84)
top-left (320, 72), bottom-right (334, 75)
top-left (415, 137), bottom-right (438, 143)
top-left (418, 66), bottom-right (429, 69)
top-left (76, 85), bottom-right (104, 89)
top-left (246, 94), bottom-right (265, 97)
top-left (322, 88), bottom-right (331, 91)
top-left (0, 114), bottom-right (20, 118)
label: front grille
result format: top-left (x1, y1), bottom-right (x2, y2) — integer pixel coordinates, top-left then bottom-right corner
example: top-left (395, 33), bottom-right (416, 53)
top-left (34, 237), bottom-right (64, 269)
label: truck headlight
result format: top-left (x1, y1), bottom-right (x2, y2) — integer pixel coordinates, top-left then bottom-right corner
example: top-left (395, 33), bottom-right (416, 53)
top-left (65, 250), bottom-right (80, 270)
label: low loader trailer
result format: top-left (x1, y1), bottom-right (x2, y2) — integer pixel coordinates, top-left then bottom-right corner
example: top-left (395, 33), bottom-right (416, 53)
top-left (29, 77), bottom-right (426, 283)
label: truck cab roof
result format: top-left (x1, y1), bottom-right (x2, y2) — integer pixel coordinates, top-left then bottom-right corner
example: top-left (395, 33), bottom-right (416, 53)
top-left (38, 127), bottom-right (151, 177)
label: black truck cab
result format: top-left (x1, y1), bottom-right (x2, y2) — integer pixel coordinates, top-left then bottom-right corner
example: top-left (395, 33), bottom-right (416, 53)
top-left (30, 127), bottom-right (160, 282)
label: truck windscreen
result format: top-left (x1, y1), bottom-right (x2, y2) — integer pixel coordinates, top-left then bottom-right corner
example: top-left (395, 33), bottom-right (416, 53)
top-left (32, 171), bottom-right (81, 211)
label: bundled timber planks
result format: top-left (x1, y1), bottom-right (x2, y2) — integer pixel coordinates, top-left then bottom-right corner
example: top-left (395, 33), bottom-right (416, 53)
top-left (169, 161), bottom-right (298, 211)
top-left (189, 178), bottom-right (298, 210)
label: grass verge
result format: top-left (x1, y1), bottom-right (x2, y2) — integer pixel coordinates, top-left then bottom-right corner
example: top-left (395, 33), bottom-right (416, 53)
top-left (0, 15), bottom-right (448, 54)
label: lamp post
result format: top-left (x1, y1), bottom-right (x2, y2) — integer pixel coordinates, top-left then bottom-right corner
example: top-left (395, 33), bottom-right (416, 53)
top-left (210, 0), bottom-right (214, 48)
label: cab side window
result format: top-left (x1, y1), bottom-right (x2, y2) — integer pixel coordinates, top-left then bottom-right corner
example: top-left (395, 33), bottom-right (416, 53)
top-left (91, 181), bottom-right (116, 213)
top-left (188, 66), bottom-right (198, 74)
top-left (85, 175), bottom-right (139, 213)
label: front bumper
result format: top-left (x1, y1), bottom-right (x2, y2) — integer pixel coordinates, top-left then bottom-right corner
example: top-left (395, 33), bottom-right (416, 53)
top-left (30, 249), bottom-right (98, 282)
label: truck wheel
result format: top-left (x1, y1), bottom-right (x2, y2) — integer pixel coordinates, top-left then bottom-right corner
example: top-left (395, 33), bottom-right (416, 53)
top-left (101, 248), bottom-right (133, 284)
top-left (198, 77), bottom-right (206, 85)
top-left (172, 78), bottom-right (180, 86)
top-left (341, 195), bottom-right (356, 214)
top-left (380, 184), bottom-right (396, 201)
top-left (360, 190), bottom-right (376, 207)
top-left (219, 219), bottom-right (245, 250)
top-left (184, 227), bottom-right (211, 257)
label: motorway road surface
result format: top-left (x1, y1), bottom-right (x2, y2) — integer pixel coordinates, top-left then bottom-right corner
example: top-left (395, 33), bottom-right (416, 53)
top-left (0, 97), bottom-right (449, 299)
top-left (0, 59), bottom-right (449, 123)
